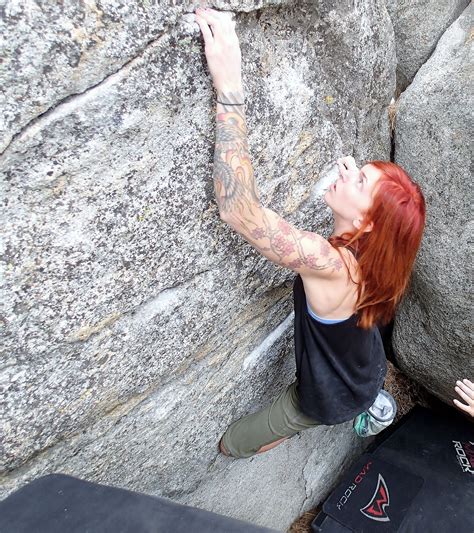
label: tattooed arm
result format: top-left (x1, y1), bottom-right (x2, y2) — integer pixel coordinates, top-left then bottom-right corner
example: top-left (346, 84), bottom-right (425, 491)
top-left (193, 8), bottom-right (343, 278)
top-left (214, 89), bottom-right (344, 278)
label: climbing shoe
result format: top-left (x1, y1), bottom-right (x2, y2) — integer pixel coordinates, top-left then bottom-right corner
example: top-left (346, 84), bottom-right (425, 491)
top-left (353, 389), bottom-right (397, 438)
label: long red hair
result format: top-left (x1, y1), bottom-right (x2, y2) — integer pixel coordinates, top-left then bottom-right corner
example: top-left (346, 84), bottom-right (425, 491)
top-left (329, 161), bottom-right (426, 329)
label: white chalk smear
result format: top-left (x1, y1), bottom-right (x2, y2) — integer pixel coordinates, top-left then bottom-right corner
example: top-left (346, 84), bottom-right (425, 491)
top-left (309, 162), bottom-right (340, 201)
top-left (242, 311), bottom-right (294, 370)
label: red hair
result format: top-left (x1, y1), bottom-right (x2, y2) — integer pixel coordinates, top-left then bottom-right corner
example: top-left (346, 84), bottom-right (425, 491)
top-left (329, 161), bottom-right (426, 329)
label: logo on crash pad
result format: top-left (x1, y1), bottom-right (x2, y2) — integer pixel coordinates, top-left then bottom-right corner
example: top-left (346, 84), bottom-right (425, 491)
top-left (360, 473), bottom-right (391, 522)
top-left (452, 441), bottom-right (474, 474)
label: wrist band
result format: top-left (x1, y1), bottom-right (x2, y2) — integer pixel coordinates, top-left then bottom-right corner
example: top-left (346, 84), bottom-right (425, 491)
top-left (216, 100), bottom-right (245, 106)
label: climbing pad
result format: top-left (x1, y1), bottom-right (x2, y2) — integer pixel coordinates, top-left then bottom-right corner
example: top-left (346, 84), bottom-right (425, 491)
top-left (312, 405), bottom-right (474, 532)
top-left (0, 473), bottom-right (279, 533)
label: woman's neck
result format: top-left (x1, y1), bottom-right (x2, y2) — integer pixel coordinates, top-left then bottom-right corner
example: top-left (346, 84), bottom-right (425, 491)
top-left (331, 218), bottom-right (355, 238)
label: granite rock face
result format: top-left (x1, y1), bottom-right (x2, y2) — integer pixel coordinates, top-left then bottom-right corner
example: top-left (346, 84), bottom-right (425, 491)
top-left (392, 4), bottom-right (473, 405)
top-left (385, 0), bottom-right (470, 92)
top-left (177, 419), bottom-right (369, 531)
top-left (0, 0), bottom-right (293, 153)
top-left (1, 0), bottom-right (394, 527)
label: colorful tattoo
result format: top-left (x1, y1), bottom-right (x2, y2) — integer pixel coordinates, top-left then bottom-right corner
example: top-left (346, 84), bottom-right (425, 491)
top-left (213, 90), bottom-right (260, 216)
top-left (213, 90), bottom-right (342, 274)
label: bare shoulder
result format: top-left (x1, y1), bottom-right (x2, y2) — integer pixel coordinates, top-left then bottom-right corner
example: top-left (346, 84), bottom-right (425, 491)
top-left (301, 248), bottom-right (360, 317)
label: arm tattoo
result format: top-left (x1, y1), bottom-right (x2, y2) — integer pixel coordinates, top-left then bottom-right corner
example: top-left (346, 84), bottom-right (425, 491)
top-left (213, 91), bottom-right (342, 275)
top-left (235, 212), bottom-right (344, 274)
top-left (213, 90), bottom-right (261, 217)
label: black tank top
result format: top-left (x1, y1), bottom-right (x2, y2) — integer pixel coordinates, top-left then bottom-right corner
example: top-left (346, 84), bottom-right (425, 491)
top-left (293, 274), bottom-right (387, 425)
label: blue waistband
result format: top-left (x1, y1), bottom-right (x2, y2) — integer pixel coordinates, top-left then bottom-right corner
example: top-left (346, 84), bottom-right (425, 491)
top-left (306, 303), bottom-right (350, 324)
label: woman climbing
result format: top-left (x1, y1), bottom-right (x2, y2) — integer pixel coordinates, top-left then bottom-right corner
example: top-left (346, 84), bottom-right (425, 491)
top-left (193, 7), bottom-right (426, 458)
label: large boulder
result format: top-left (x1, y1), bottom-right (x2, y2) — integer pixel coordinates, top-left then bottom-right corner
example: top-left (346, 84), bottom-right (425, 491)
top-left (385, 0), bottom-right (469, 92)
top-left (0, 0), bottom-right (293, 153)
top-left (0, 0), bottom-right (395, 528)
top-left (392, 4), bottom-right (473, 405)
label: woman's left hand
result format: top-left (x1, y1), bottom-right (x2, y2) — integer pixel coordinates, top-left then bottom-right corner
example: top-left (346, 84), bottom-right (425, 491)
top-left (194, 7), bottom-right (244, 95)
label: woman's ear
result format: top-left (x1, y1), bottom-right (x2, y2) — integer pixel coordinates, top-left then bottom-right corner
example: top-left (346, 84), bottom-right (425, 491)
top-left (353, 218), bottom-right (374, 233)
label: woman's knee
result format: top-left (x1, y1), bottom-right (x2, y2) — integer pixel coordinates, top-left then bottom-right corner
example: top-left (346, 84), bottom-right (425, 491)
top-left (219, 427), bottom-right (262, 459)
top-left (219, 436), bottom-right (231, 456)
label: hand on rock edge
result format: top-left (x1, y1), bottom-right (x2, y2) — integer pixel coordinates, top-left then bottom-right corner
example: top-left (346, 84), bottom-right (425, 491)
top-left (194, 7), bottom-right (244, 95)
top-left (453, 378), bottom-right (474, 417)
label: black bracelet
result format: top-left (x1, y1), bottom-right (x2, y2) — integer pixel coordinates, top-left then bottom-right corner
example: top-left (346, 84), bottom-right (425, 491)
top-left (216, 100), bottom-right (246, 106)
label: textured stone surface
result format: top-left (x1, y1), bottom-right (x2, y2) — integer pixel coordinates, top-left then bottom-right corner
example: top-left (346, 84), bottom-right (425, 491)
top-left (392, 4), bottom-right (473, 404)
top-left (177, 421), bottom-right (370, 531)
top-left (0, 313), bottom-right (296, 499)
top-left (385, 0), bottom-right (469, 92)
top-left (0, 0), bottom-right (292, 153)
top-left (1, 0), bottom-right (394, 527)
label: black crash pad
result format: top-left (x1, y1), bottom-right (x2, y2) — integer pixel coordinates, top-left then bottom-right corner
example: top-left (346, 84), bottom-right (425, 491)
top-left (312, 405), bottom-right (474, 532)
top-left (0, 473), bottom-right (279, 533)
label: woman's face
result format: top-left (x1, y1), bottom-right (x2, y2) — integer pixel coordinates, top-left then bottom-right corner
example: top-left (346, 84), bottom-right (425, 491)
top-left (324, 163), bottom-right (383, 227)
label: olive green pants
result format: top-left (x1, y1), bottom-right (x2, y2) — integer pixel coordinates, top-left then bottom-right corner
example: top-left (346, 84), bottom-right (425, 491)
top-left (221, 381), bottom-right (321, 458)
